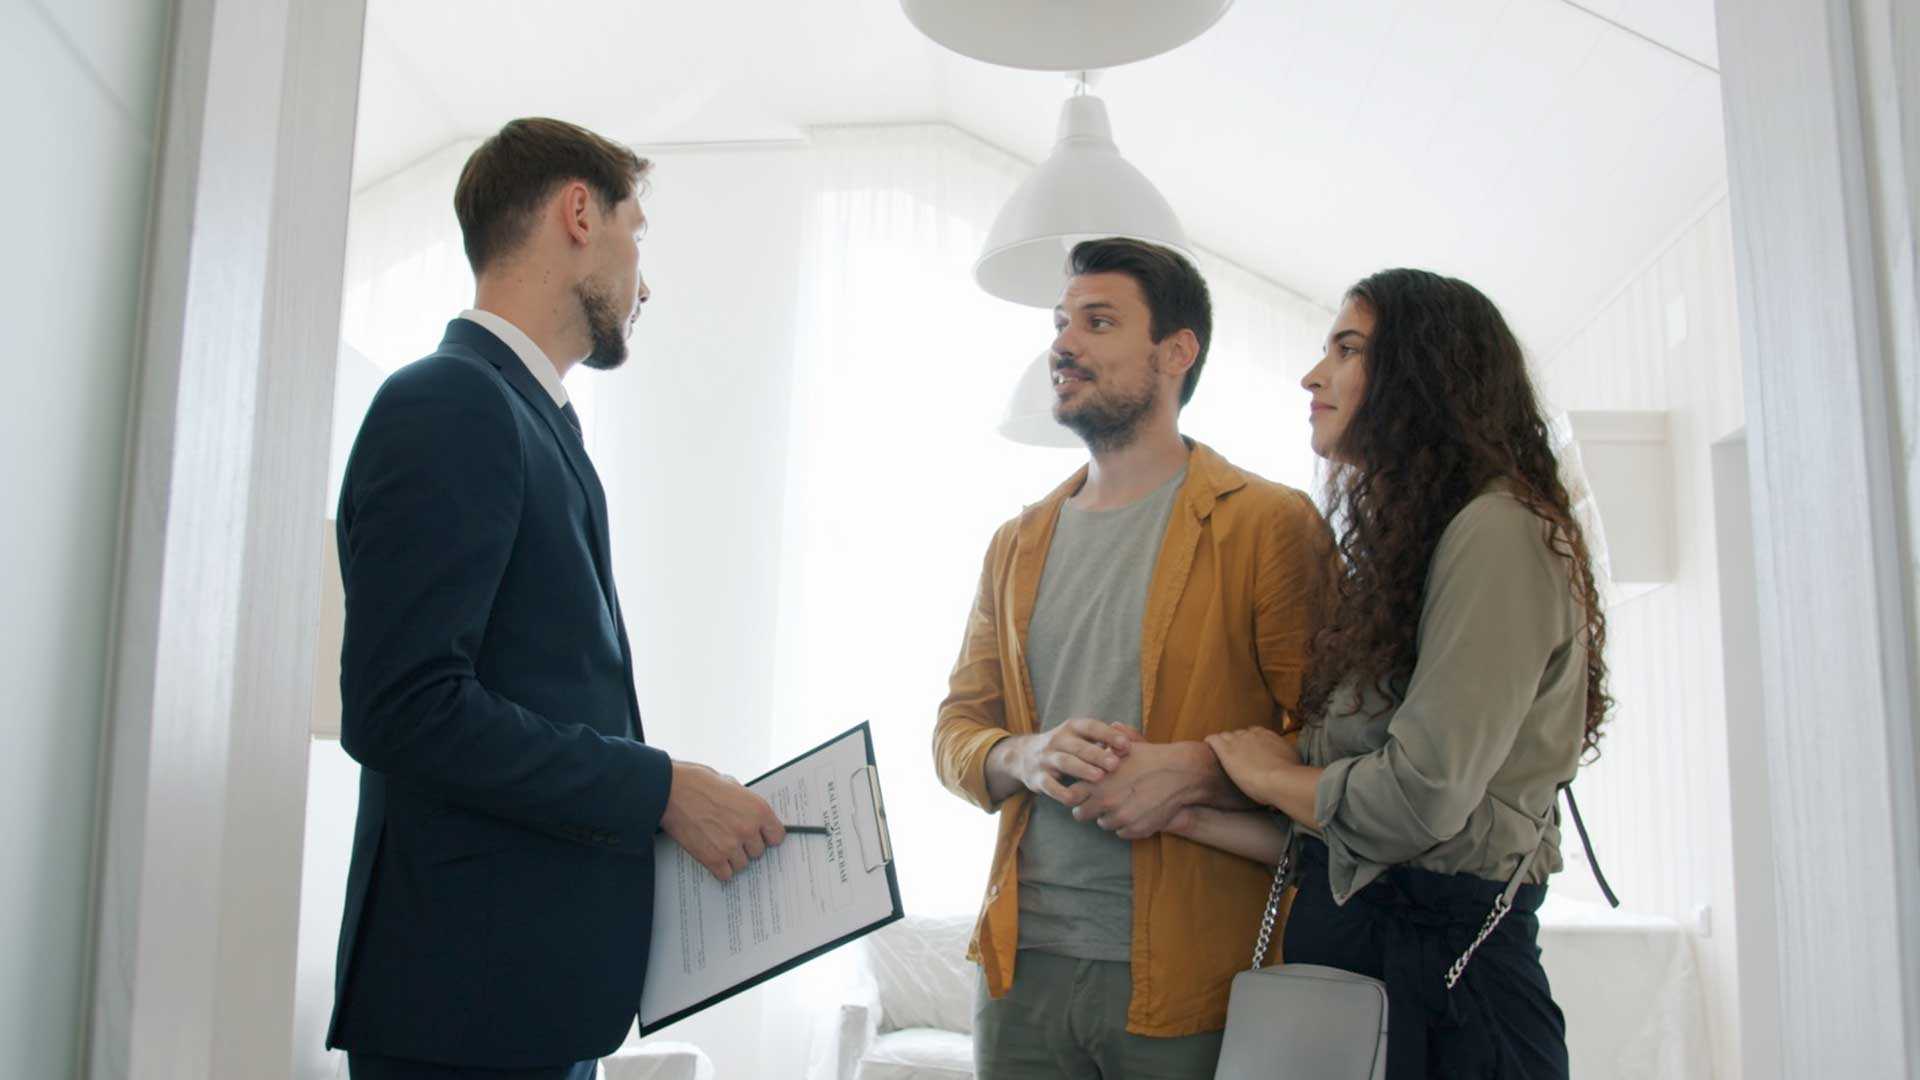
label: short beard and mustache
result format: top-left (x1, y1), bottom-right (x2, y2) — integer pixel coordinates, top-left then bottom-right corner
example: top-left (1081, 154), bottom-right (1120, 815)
top-left (1053, 350), bottom-right (1163, 453)
top-left (574, 276), bottom-right (636, 371)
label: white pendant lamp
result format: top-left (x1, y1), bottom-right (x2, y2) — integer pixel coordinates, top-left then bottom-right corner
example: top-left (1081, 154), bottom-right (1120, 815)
top-left (975, 88), bottom-right (1194, 307)
top-left (900, 0), bottom-right (1235, 71)
top-left (999, 351), bottom-right (1083, 448)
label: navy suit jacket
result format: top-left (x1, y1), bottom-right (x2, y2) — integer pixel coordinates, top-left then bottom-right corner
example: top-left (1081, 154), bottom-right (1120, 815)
top-left (327, 319), bottom-right (673, 1067)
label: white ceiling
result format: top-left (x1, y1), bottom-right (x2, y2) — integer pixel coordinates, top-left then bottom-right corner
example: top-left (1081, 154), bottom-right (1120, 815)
top-left (352, 0), bottom-right (1727, 352)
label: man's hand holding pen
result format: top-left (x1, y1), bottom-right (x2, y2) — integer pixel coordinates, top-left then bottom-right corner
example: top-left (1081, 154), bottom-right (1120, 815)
top-left (660, 761), bottom-right (788, 881)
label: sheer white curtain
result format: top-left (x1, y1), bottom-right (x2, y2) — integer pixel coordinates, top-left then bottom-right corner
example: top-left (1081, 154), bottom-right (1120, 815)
top-left (1185, 252), bottom-right (1332, 486)
top-left (337, 141), bottom-right (474, 373)
top-left (768, 126), bottom-right (1074, 917)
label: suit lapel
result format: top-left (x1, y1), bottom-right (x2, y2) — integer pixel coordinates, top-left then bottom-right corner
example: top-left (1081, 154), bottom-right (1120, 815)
top-left (440, 321), bottom-right (623, 631)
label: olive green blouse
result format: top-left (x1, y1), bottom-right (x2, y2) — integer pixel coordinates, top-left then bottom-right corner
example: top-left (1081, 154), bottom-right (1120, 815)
top-left (1298, 490), bottom-right (1588, 905)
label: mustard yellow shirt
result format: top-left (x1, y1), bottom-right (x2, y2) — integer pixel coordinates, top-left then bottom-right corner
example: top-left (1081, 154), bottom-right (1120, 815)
top-left (932, 441), bottom-right (1336, 1037)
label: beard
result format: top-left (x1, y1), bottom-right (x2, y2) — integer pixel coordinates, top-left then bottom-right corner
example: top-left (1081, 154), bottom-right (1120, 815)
top-left (1054, 350), bottom-right (1163, 453)
top-left (575, 276), bottom-right (635, 371)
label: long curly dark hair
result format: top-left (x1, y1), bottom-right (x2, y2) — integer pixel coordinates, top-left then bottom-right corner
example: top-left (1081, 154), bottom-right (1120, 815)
top-left (1300, 269), bottom-right (1612, 758)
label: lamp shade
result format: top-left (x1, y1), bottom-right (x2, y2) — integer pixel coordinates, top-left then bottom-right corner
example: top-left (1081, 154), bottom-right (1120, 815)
top-left (900, 0), bottom-right (1235, 71)
top-left (1563, 410), bottom-right (1672, 603)
top-left (976, 94), bottom-right (1193, 307)
top-left (999, 350), bottom-right (1083, 448)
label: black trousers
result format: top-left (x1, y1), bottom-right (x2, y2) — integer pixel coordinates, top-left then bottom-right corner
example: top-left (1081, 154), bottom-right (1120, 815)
top-left (348, 1054), bottom-right (596, 1080)
top-left (1282, 838), bottom-right (1568, 1079)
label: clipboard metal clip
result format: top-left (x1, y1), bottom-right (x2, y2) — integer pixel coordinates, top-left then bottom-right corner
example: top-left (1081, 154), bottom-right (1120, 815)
top-left (850, 764), bottom-right (893, 875)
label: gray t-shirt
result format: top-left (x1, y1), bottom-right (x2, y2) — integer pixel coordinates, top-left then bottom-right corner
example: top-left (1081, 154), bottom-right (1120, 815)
top-left (1016, 469), bottom-right (1185, 961)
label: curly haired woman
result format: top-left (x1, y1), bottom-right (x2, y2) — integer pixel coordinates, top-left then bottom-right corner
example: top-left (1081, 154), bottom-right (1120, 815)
top-left (1167, 268), bottom-right (1612, 1078)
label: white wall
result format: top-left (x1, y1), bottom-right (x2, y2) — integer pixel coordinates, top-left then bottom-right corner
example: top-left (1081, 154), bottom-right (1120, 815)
top-left (1536, 195), bottom-right (1749, 1078)
top-left (0, 0), bottom-right (165, 1075)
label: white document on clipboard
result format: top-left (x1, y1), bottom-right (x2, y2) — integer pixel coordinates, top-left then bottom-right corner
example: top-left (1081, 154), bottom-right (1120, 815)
top-left (640, 722), bottom-right (902, 1033)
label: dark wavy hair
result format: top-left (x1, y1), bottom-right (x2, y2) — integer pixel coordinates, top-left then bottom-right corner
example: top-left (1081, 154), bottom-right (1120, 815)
top-left (1300, 268), bottom-right (1612, 758)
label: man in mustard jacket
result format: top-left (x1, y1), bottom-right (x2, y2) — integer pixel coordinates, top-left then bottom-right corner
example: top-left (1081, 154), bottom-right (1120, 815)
top-left (934, 238), bottom-right (1336, 1078)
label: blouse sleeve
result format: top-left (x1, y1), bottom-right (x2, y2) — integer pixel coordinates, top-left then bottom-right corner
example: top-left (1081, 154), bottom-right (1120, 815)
top-left (1312, 494), bottom-right (1574, 899)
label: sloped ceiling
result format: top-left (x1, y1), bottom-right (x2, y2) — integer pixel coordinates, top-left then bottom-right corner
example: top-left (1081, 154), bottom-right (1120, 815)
top-left (353, 0), bottom-right (1726, 352)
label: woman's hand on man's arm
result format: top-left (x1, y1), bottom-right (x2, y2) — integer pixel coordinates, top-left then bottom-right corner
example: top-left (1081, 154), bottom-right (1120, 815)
top-left (1207, 728), bottom-right (1324, 826)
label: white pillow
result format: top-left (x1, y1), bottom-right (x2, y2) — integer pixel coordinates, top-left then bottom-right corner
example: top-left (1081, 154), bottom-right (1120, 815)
top-left (860, 915), bottom-right (980, 1035)
top-left (855, 1028), bottom-right (975, 1080)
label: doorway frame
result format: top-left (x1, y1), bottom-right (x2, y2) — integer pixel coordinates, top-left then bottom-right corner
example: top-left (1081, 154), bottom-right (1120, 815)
top-left (81, 0), bottom-right (366, 1076)
top-left (1710, 430), bottom-right (1783, 1080)
top-left (1717, 0), bottom-right (1920, 1072)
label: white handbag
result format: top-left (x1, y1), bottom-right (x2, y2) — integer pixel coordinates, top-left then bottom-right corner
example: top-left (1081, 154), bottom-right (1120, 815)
top-left (1214, 785), bottom-right (1613, 1080)
top-left (1211, 844), bottom-right (1390, 1080)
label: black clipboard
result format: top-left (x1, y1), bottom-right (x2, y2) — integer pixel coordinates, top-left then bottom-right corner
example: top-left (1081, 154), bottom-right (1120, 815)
top-left (639, 721), bottom-right (903, 1034)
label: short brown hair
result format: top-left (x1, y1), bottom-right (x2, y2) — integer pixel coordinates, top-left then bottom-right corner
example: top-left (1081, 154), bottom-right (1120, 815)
top-left (453, 118), bottom-right (650, 274)
top-left (1068, 238), bottom-right (1213, 405)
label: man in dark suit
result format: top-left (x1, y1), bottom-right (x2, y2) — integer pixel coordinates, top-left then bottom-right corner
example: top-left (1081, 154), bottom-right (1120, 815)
top-left (326, 118), bottom-right (784, 1079)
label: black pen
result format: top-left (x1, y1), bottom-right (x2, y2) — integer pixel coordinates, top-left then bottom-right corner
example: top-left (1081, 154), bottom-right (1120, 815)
top-left (781, 824), bottom-right (831, 835)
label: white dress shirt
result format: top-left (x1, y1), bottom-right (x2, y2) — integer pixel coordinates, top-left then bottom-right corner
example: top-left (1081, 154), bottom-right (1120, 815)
top-left (459, 308), bottom-right (568, 408)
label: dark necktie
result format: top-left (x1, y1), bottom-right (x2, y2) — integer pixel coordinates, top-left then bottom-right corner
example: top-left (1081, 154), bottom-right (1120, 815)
top-left (560, 401), bottom-right (583, 441)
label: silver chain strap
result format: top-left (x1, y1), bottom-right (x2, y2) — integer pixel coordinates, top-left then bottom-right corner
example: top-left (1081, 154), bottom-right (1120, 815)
top-left (1443, 893), bottom-right (1512, 989)
top-left (1444, 806), bottom-right (1551, 990)
top-left (1249, 850), bottom-right (1291, 970)
top-left (1247, 835), bottom-right (1535, 989)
